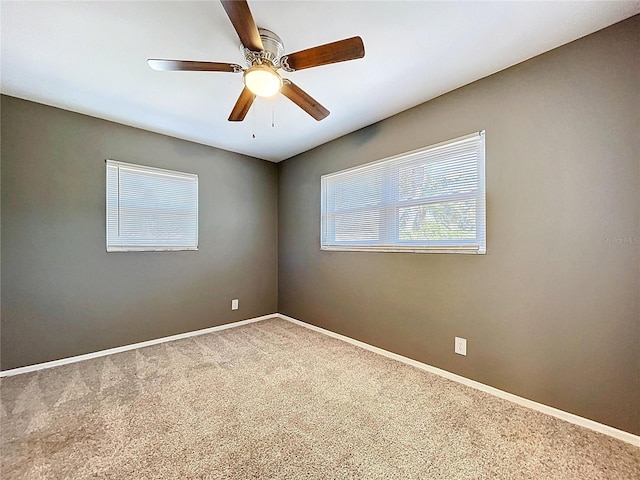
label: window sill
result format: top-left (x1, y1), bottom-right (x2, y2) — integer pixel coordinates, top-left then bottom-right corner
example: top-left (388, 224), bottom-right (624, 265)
top-left (106, 247), bottom-right (199, 253)
top-left (321, 245), bottom-right (485, 254)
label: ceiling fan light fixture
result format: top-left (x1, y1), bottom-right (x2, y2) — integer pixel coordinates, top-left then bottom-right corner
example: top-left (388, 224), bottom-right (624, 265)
top-left (243, 64), bottom-right (282, 97)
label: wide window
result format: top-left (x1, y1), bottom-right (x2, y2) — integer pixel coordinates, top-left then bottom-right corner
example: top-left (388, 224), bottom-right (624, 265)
top-left (321, 131), bottom-right (485, 254)
top-left (106, 160), bottom-right (198, 252)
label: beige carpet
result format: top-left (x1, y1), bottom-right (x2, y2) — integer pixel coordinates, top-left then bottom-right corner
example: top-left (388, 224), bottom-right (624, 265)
top-left (1, 318), bottom-right (638, 479)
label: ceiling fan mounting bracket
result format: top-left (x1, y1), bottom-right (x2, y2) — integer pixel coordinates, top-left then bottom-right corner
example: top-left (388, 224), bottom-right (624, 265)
top-left (241, 28), bottom-right (284, 68)
top-left (280, 56), bottom-right (293, 72)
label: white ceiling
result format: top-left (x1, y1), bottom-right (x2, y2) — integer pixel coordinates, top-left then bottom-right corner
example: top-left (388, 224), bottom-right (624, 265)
top-left (2, 1), bottom-right (638, 162)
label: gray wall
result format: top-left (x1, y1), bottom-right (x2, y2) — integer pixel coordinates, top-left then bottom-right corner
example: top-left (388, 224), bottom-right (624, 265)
top-left (278, 16), bottom-right (639, 435)
top-left (2, 17), bottom-right (638, 436)
top-left (1, 96), bottom-right (278, 370)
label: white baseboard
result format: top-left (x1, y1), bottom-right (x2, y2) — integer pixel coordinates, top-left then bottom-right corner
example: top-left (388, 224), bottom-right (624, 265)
top-left (277, 313), bottom-right (640, 447)
top-left (2, 311), bottom-right (637, 447)
top-left (0, 313), bottom-right (278, 378)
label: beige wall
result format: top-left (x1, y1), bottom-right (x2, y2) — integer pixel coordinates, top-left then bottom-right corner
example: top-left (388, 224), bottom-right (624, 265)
top-left (278, 16), bottom-right (639, 434)
top-left (1, 96), bottom-right (278, 370)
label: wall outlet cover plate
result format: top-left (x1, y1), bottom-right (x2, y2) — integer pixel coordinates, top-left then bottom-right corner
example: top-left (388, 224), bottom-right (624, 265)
top-left (455, 337), bottom-right (467, 356)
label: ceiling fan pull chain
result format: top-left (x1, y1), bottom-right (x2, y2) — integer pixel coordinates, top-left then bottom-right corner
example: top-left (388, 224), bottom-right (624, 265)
top-left (272, 102), bottom-right (275, 128)
top-left (252, 103), bottom-right (256, 139)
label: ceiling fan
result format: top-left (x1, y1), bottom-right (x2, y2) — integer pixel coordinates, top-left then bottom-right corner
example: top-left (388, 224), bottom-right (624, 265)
top-left (147, 0), bottom-right (365, 122)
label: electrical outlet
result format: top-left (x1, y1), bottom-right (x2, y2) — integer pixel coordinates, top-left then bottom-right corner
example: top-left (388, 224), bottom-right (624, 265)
top-left (231, 299), bottom-right (239, 310)
top-left (455, 337), bottom-right (467, 356)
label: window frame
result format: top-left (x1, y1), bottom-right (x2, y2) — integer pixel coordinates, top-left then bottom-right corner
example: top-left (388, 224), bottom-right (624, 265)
top-left (320, 131), bottom-right (486, 254)
top-left (105, 159), bottom-right (199, 253)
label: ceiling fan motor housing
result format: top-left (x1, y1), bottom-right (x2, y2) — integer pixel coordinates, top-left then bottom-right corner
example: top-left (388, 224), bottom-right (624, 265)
top-left (241, 28), bottom-right (284, 68)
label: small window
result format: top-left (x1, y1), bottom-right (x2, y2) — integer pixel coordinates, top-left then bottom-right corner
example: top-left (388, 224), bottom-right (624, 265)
top-left (321, 131), bottom-right (485, 254)
top-left (106, 160), bottom-right (198, 252)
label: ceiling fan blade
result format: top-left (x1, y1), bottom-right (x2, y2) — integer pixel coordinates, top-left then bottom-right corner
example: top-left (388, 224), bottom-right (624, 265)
top-left (148, 59), bottom-right (241, 72)
top-left (228, 87), bottom-right (255, 122)
top-left (282, 36), bottom-right (365, 72)
top-left (220, 0), bottom-right (263, 52)
top-left (280, 79), bottom-right (329, 121)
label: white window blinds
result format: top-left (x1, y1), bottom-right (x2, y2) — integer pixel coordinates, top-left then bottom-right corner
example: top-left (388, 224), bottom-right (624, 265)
top-left (321, 131), bottom-right (486, 254)
top-left (106, 160), bottom-right (198, 252)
